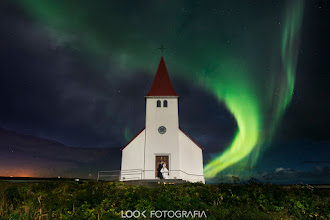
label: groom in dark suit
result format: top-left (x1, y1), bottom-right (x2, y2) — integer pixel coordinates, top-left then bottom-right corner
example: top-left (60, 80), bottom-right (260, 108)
top-left (157, 161), bottom-right (164, 179)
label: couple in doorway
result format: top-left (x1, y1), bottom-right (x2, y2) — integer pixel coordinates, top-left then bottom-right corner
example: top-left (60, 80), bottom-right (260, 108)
top-left (157, 160), bottom-right (169, 179)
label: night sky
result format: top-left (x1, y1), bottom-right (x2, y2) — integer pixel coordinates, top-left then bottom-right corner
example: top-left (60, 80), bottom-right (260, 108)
top-left (0, 0), bottom-right (329, 183)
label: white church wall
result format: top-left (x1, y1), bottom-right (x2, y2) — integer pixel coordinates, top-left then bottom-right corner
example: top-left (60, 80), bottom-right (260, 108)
top-left (179, 130), bottom-right (205, 183)
top-left (144, 97), bottom-right (181, 179)
top-left (120, 130), bottom-right (145, 181)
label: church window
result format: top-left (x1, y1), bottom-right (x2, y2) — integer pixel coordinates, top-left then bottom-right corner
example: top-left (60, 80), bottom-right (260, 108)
top-left (157, 100), bottom-right (161, 107)
top-left (163, 100), bottom-right (168, 107)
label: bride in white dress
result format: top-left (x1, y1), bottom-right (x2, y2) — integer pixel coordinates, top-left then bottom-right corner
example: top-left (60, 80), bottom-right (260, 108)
top-left (160, 163), bottom-right (169, 179)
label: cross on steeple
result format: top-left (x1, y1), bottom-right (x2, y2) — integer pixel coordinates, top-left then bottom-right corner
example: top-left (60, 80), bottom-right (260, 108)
top-left (157, 44), bottom-right (167, 54)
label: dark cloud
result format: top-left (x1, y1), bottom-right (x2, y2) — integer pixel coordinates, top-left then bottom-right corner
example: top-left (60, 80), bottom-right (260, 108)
top-left (0, 128), bottom-right (121, 178)
top-left (0, 1), bottom-right (236, 152)
top-left (263, 166), bottom-right (330, 184)
top-left (205, 166), bottom-right (330, 185)
top-left (301, 161), bottom-right (330, 164)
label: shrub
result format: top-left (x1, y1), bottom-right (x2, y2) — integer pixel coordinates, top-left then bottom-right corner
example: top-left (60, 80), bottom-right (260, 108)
top-left (0, 181), bottom-right (329, 219)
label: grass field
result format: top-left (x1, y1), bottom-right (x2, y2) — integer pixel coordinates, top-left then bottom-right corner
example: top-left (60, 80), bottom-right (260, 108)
top-left (0, 180), bottom-right (329, 219)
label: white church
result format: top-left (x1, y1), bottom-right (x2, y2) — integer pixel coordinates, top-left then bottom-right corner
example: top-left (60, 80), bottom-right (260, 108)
top-left (120, 56), bottom-right (205, 183)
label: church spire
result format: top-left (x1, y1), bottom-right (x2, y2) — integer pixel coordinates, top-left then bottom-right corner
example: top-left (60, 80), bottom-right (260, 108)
top-left (146, 56), bottom-right (178, 97)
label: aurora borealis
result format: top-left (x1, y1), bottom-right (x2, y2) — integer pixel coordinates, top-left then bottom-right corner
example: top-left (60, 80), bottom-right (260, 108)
top-left (204, 0), bottom-right (305, 178)
top-left (0, 0), bottom-right (329, 182)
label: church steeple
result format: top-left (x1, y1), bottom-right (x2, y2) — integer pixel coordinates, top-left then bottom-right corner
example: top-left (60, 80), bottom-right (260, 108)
top-left (146, 56), bottom-right (178, 97)
top-left (120, 56), bottom-right (205, 183)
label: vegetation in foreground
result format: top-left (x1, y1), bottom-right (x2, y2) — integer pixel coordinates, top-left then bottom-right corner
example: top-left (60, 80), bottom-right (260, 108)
top-left (0, 180), bottom-right (329, 219)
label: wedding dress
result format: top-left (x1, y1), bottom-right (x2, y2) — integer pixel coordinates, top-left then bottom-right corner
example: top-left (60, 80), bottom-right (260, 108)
top-left (161, 164), bottom-right (169, 179)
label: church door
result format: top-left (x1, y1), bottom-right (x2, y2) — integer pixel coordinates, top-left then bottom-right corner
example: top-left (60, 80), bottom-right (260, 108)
top-left (155, 156), bottom-right (169, 178)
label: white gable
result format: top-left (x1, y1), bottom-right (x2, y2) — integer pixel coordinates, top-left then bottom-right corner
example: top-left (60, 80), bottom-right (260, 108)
top-left (121, 129), bottom-right (145, 180)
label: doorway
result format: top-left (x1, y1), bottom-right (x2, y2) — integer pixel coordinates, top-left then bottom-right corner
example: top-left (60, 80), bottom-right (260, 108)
top-left (155, 155), bottom-right (169, 178)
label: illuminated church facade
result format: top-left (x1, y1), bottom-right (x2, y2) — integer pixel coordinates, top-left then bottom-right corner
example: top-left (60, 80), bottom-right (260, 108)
top-left (120, 57), bottom-right (205, 183)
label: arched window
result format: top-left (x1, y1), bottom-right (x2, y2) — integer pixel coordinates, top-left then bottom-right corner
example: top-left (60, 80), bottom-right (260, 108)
top-left (157, 100), bottom-right (161, 107)
top-left (163, 100), bottom-right (168, 107)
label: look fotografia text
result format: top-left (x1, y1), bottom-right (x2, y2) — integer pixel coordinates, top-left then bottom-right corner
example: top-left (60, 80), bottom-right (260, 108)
top-left (121, 210), bottom-right (207, 218)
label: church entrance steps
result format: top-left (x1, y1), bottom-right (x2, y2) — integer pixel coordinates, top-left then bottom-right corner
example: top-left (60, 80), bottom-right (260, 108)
top-left (122, 179), bottom-right (189, 187)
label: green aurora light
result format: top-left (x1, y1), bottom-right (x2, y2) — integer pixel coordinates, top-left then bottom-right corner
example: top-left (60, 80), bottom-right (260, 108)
top-left (204, 0), bottom-right (304, 178)
top-left (16, 0), bottom-right (305, 179)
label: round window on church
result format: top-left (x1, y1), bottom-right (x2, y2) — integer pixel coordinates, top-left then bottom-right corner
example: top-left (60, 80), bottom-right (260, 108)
top-left (158, 126), bottom-right (166, 134)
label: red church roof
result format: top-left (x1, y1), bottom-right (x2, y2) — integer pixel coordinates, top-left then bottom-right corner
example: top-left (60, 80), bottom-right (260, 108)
top-left (146, 56), bottom-right (178, 97)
